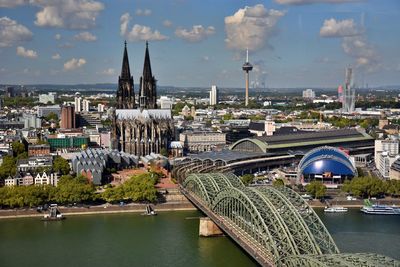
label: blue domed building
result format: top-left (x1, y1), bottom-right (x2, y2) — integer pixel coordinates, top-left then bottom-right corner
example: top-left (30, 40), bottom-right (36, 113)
top-left (297, 146), bottom-right (357, 186)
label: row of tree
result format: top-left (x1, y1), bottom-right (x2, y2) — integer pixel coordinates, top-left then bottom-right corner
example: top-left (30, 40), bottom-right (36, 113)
top-left (342, 176), bottom-right (400, 198)
top-left (0, 172), bottom-right (161, 208)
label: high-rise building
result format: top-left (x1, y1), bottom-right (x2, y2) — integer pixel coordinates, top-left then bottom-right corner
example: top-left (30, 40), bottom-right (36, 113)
top-left (342, 67), bottom-right (355, 113)
top-left (242, 49), bottom-right (253, 107)
top-left (5, 86), bottom-right (14, 97)
top-left (74, 96), bottom-right (82, 112)
top-left (82, 99), bottom-right (90, 112)
top-left (302, 89), bottom-right (315, 99)
top-left (209, 85), bottom-right (219, 106)
top-left (139, 41), bottom-right (157, 109)
top-left (97, 103), bottom-right (105, 112)
top-left (60, 105), bottom-right (76, 129)
top-left (117, 41), bottom-right (135, 109)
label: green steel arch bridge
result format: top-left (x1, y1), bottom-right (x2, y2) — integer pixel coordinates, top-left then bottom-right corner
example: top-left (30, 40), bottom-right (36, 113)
top-left (180, 173), bottom-right (399, 267)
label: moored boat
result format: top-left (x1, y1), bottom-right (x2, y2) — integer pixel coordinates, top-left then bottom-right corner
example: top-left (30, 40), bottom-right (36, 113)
top-left (143, 205), bottom-right (157, 216)
top-left (361, 199), bottom-right (400, 215)
top-left (324, 206), bottom-right (348, 213)
top-left (42, 204), bottom-right (65, 221)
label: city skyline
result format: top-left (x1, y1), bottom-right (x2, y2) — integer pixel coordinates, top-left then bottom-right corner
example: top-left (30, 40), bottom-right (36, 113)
top-left (0, 0), bottom-right (400, 88)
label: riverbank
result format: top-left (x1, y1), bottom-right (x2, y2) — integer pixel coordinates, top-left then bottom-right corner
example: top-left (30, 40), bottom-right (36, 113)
top-left (0, 202), bottom-right (197, 219)
top-left (307, 197), bottom-right (400, 208)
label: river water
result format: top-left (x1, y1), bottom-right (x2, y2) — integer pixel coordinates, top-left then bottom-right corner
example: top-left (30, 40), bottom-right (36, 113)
top-left (0, 209), bottom-right (399, 267)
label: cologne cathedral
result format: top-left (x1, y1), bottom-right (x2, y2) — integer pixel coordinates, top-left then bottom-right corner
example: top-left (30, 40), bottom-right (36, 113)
top-left (111, 42), bottom-right (173, 156)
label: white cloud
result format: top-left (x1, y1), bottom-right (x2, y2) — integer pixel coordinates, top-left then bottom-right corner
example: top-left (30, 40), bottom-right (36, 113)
top-left (320, 18), bottom-right (360, 37)
top-left (201, 56), bottom-right (210, 61)
top-left (32, 0), bottom-right (104, 29)
top-left (52, 53), bottom-right (60, 60)
top-left (16, 46), bottom-right (38, 59)
top-left (100, 68), bottom-right (115, 76)
top-left (0, 0), bottom-right (28, 8)
top-left (224, 4), bottom-right (285, 52)
top-left (0, 17), bottom-right (33, 47)
top-left (64, 58), bottom-right (86, 71)
top-left (74, 31), bottom-right (97, 42)
top-left (275, 0), bottom-right (359, 5)
top-left (163, 20), bottom-right (172, 27)
top-left (342, 36), bottom-right (379, 72)
top-left (135, 9), bottom-right (152, 16)
top-left (175, 25), bottom-right (215, 43)
top-left (54, 33), bottom-right (61, 40)
top-left (120, 13), bottom-right (168, 42)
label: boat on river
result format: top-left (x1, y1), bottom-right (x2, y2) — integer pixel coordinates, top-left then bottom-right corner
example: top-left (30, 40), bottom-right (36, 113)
top-left (42, 204), bottom-right (65, 221)
top-left (324, 206), bottom-right (348, 213)
top-left (143, 205), bottom-right (157, 216)
top-left (361, 199), bottom-right (400, 215)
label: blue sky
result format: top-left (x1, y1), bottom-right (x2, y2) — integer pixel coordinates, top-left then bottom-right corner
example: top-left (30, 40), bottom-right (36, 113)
top-left (0, 0), bottom-right (399, 88)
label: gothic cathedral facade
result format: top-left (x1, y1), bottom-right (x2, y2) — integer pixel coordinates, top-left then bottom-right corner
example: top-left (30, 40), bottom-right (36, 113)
top-left (112, 42), bottom-right (173, 157)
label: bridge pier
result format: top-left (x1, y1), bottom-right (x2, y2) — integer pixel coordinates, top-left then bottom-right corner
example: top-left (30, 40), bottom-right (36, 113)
top-left (199, 217), bottom-right (223, 237)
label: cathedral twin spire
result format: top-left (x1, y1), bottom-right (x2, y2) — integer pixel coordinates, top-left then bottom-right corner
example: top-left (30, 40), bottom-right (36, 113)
top-left (117, 41), bottom-right (157, 110)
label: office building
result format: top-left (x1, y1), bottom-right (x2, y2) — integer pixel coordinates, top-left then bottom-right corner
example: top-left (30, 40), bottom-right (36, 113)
top-left (82, 99), bottom-right (90, 112)
top-left (37, 105), bottom-right (61, 117)
top-left (209, 85), bottom-right (219, 106)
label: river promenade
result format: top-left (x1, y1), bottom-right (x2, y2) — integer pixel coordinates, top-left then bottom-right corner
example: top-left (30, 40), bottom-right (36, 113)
top-left (2, 196), bottom-right (400, 219)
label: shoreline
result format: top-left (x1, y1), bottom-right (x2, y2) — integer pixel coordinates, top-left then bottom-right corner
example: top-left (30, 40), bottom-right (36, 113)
top-left (1, 198), bottom-right (400, 220)
top-left (0, 202), bottom-right (197, 219)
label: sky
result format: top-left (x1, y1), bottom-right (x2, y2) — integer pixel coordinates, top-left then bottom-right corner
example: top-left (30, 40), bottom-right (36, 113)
top-left (0, 0), bottom-right (399, 88)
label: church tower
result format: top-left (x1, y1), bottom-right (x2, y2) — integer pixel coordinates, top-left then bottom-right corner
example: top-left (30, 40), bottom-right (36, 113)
top-left (139, 42), bottom-right (157, 109)
top-left (117, 41), bottom-right (135, 109)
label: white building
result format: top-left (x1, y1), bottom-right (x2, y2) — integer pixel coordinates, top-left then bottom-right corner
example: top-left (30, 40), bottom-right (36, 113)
top-left (39, 92), bottom-right (57, 104)
top-left (97, 103), bottom-right (105, 112)
top-left (35, 172), bottom-right (59, 186)
top-left (265, 116), bottom-right (275, 136)
top-left (374, 139), bottom-right (399, 168)
top-left (377, 152), bottom-right (399, 179)
top-left (209, 85), bottom-right (219, 106)
top-left (82, 99), bottom-right (90, 112)
top-left (23, 113), bottom-right (42, 128)
top-left (159, 96), bottom-right (174, 109)
top-left (74, 96), bottom-right (82, 112)
top-left (302, 89), bottom-right (316, 99)
top-left (37, 105), bottom-right (61, 117)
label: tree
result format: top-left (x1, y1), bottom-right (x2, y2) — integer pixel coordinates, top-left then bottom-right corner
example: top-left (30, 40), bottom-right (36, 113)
top-left (0, 156), bottom-right (16, 180)
top-left (272, 178), bottom-right (284, 187)
top-left (12, 141), bottom-right (25, 157)
top-left (306, 181), bottom-right (326, 199)
top-left (122, 173), bottom-right (158, 202)
top-left (54, 175), bottom-right (95, 204)
top-left (341, 176), bottom-right (386, 198)
top-left (240, 174), bottom-right (254, 186)
top-left (102, 186), bottom-right (125, 203)
top-left (53, 156), bottom-right (70, 175)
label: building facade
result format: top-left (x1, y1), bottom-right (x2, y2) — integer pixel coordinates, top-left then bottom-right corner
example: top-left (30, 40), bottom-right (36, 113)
top-left (112, 42), bottom-right (173, 157)
top-left (60, 105), bottom-right (76, 129)
top-left (180, 131), bottom-right (226, 153)
top-left (209, 85), bottom-right (218, 105)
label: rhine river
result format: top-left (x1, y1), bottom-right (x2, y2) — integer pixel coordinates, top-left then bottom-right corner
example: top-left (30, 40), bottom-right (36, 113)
top-left (0, 209), bottom-right (399, 267)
